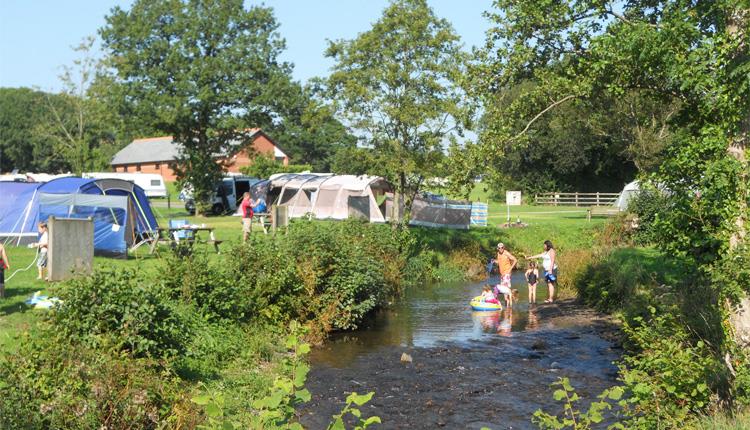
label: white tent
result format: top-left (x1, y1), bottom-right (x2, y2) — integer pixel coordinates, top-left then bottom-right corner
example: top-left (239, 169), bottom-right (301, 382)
top-left (614, 180), bottom-right (640, 211)
top-left (269, 174), bottom-right (390, 223)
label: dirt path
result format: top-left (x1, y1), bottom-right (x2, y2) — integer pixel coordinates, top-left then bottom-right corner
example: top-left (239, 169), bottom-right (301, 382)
top-left (298, 300), bottom-right (621, 430)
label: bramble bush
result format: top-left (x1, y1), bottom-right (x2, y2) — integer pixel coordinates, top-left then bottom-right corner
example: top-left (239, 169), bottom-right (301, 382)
top-left (162, 219), bottom-right (413, 332)
top-left (0, 332), bottom-right (189, 429)
top-left (50, 266), bottom-right (189, 359)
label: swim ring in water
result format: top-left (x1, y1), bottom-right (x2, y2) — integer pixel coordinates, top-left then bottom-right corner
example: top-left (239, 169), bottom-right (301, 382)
top-left (470, 296), bottom-right (502, 312)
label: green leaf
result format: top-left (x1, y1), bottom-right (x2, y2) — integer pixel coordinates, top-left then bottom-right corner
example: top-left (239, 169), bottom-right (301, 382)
top-left (286, 334), bottom-right (298, 349)
top-left (295, 389), bottom-right (312, 403)
top-left (553, 389), bottom-right (567, 401)
top-left (364, 416), bottom-right (382, 425)
top-left (205, 402), bottom-right (221, 418)
top-left (192, 395), bottom-right (211, 406)
top-left (294, 364), bottom-right (310, 387)
top-left (607, 386), bottom-right (624, 400)
top-left (348, 391), bottom-right (375, 406)
top-left (329, 417), bottom-right (345, 430)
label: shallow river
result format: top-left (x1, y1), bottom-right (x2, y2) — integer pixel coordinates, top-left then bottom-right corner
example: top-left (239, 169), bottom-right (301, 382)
top-left (300, 272), bottom-right (622, 429)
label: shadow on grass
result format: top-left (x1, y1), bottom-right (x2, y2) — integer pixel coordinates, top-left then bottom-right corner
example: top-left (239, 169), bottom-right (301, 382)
top-left (0, 288), bottom-right (35, 316)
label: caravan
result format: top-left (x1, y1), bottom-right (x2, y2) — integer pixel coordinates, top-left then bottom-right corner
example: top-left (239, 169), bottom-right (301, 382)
top-left (83, 172), bottom-right (167, 197)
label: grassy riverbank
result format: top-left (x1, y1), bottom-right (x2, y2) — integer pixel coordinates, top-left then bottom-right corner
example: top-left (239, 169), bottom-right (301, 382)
top-left (0, 201), bottom-right (606, 427)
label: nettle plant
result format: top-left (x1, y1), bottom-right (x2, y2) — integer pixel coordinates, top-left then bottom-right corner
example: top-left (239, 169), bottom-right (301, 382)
top-left (191, 321), bottom-right (381, 429)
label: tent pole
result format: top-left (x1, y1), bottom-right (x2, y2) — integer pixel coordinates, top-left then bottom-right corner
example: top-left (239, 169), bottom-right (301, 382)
top-left (17, 189), bottom-right (37, 246)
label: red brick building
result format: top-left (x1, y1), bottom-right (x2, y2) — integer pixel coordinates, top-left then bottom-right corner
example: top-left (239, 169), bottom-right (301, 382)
top-left (110, 129), bottom-right (288, 181)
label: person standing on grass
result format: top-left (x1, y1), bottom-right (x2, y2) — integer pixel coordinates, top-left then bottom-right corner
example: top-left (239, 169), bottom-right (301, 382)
top-left (495, 242), bottom-right (518, 307)
top-left (240, 192), bottom-right (254, 242)
top-left (526, 240), bottom-right (558, 303)
top-left (0, 243), bottom-right (9, 298)
top-left (252, 195), bottom-right (268, 234)
top-left (32, 222), bottom-right (49, 281)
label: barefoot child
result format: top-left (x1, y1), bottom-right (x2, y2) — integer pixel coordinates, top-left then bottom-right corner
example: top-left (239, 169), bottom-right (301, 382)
top-left (525, 261), bottom-right (539, 304)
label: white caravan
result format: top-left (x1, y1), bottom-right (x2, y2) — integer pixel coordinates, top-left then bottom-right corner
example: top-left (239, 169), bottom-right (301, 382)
top-left (83, 172), bottom-right (168, 197)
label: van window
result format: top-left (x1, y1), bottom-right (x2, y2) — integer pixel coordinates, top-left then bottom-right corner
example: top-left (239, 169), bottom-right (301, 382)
top-left (151, 179), bottom-right (161, 186)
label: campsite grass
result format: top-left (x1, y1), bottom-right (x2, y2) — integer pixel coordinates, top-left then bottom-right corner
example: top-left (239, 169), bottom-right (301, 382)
top-left (0, 190), bottom-right (607, 355)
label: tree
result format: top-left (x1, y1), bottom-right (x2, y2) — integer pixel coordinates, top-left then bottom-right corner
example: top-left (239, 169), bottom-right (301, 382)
top-left (266, 80), bottom-right (356, 172)
top-left (239, 153), bottom-right (311, 178)
top-left (474, 84), bottom-right (675, 196)
top-left (475, 0), bottom-right (748, 400)
top-left (35, 37), bottom-right (119, 175)
top-left (325, 0), bottom-right (472, 222)
top-left (0, 88), bottom-right (68, 173)
top-left (101, 0), bottom-right (294, 214)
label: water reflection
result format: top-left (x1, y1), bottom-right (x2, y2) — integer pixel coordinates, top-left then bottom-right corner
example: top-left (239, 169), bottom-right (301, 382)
top-left (310, 271), bottom-right (551, 368)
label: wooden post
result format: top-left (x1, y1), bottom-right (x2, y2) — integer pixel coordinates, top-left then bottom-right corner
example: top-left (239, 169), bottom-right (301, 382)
top-left (575, 192), bottom-right (579, 207)
top-left (596, 192), bottom-right (600, 206)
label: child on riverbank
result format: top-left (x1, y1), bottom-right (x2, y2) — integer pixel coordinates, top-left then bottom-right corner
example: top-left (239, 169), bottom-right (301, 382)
top-left (525, 261), bottom-right (539, 304)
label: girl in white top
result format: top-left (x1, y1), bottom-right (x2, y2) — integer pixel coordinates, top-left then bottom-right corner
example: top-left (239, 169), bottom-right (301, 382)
top-left (32, 222), bottom-right (49, 280)
top-left (525, 240), bottom-right (558, 303)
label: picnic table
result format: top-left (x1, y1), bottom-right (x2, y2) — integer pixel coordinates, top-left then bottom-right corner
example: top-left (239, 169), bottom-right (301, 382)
top-left (148, 225), bottom-right (222, 254)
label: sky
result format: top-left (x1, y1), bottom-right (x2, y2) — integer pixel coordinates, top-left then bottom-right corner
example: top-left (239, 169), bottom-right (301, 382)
top-left (0, 0), bottom-right (494, 92)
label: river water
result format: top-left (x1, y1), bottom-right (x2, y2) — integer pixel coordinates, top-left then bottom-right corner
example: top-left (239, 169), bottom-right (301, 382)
top-left (300, 272), bottom-right (622, 429)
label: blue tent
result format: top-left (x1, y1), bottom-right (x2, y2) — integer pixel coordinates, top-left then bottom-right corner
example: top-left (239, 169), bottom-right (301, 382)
top-left (0, 178), bottom-right (159, 257)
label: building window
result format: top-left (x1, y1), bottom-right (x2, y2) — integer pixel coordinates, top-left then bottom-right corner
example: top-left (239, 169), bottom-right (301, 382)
top-left (155, 163), bottom-right (160, 169)
top-left (123, 166), bottom-right (128, 172)
top-left (136, 164), bottom-right (141, 172)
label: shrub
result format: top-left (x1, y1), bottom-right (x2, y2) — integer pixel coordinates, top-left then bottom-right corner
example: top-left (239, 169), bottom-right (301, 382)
top-left (0, 332), bottom-right (190, 429)
top-left (282, 220), bottom-right (395, 330)
top-left (50, 266), bottom-right (188, 359)
top-left (617, 309), bottom-right (717, 428)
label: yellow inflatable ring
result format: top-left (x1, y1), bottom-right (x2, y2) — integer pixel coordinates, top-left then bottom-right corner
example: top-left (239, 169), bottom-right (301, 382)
top-left (470, 295), bottom-right (502, 312)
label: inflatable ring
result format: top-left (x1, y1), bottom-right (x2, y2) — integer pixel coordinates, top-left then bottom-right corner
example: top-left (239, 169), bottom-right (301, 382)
top-left (470, 295), bottom-right (502, 312)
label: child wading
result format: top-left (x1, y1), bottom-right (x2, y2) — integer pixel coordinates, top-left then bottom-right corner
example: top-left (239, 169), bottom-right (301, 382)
top-left (525, 261), bottom-right (539, 304)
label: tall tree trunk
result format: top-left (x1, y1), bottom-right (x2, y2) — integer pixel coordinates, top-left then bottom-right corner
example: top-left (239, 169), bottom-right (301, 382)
top-left (726, 7), bottom-right (750, 347)
top-left (393, 171), bottom-right (407, 225)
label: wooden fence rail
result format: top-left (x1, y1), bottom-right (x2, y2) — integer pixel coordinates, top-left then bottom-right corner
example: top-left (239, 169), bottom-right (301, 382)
top-left (534, 192), bottom-right (620, 207)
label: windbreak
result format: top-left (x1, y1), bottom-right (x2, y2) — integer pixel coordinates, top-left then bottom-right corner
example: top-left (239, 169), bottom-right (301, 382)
top-left (38, 193), bottom-right (130, 257)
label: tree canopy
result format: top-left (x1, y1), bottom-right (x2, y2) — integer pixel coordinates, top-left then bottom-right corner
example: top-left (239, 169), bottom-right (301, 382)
top-left (100, 0), bottom-right (295, 213)
top-left (325, 0), bottom-right (472, 220)
top-left (474, 0), bottom-right (749, 395)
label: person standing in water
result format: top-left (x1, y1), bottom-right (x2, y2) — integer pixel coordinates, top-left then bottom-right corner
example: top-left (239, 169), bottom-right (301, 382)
top-left (526, 240), bottom-right (558, 303)
top-left (525, 261), bottom-right (539, 304)
top-left (495, 243), bottom-right (518, 307)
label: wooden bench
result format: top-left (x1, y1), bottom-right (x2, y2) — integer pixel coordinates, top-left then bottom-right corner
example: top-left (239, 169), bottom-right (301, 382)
top-left (586, 206), bottom-right (622, 221)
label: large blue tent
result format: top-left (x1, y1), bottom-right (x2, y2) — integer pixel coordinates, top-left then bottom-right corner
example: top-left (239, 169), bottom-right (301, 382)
top-left (0, 177), bottom-right (159, 257)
